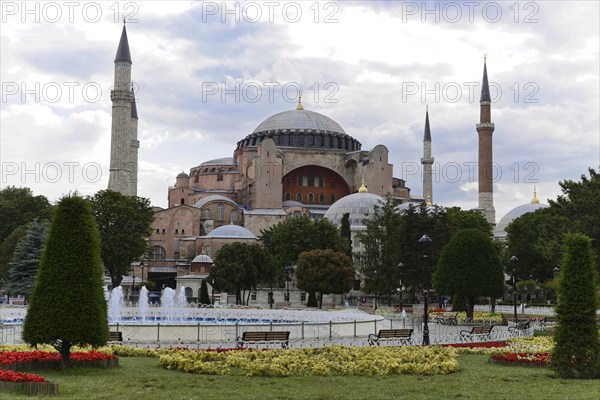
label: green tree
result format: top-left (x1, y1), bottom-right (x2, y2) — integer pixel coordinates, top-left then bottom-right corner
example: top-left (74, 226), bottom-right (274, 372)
top-left (23, 195), bottom-right (108, 369)
top-left (340, 213), bottom-right (352, 257)
top-left (6, 219), bottom-right (48, 299)
top-left (296, 249), bottom-right (354, 308)
top-left (89, 190), bottom-right (154, 287)
top-left (433, 229), bottom-right (504, 320)
top-left (261, 215), bottom-right (346, 282)
top-left (549, 168), bottom-right (600, 273)
top-left (0, 186), bottom-right (51, 243)
top-left (551, 233), bottom-right (600, 379)
top-left (506, 207), bottom-right (569, 282)
top-left (211, 243), bottom-right (274, 305)
top-left (199, 279), bottom-right (211, 305)
top-left (0, 223), bottom-right (30, 282)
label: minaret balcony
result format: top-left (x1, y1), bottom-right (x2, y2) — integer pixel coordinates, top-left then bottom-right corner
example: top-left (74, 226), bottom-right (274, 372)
top-left (421, 157), bottom-right (434, 164)
top-left (476, 122), bottom-right (495, 129)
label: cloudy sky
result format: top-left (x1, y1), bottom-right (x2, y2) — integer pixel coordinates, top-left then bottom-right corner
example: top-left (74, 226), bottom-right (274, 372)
top-left (1, 1), bottom-right (598, 222)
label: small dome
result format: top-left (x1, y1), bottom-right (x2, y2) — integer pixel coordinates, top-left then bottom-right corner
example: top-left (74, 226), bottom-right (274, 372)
top-left (177, 171), bottom-right (189, 178)
top-left (324, 192), bottom-right (384, 227)
top-left (191, 254), bottom-right (213, 263)
top-left (194, 195), bottom-right (240, 209)
top-left (495, 203), bottom-right (549, 239)
top-left (205, 224), bottom-right (257, 239)
top-left (199, 157), bottom-right (236, 166)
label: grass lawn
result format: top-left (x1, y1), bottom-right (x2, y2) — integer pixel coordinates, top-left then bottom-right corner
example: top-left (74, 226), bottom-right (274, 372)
top-left (1, 354), bottom-right (598, 400)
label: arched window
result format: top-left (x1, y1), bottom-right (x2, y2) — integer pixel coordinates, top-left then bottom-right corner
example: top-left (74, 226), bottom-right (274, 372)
top-left (285, 192), bottom-right (291, 201)
top-left (149, 245), bottom-right (166, 261)
top-left (230, 210), bottom-right (238, 223)
top-left (319, 194), bottom-right (325, 203)
top-left (307, 193), bottom-right (314, 203)
top-left (184, 287), bottom-right (193, 298)
top-left (330, 194), bottom-right (336, 203)
top-left (216, 204), bottom-right (225, 221)
top-left (203, 245), bottom-right (212, 257)
top-left (180, 198), bottom-right (185, 205)
top-left (203, 209), bottom-right (211, 219)
top-left (296, 192), bottom-right (303, 202)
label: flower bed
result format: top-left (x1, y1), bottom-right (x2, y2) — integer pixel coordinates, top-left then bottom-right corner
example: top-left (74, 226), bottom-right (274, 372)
top-left (160, 345), bottom-right (460, 377)
top-left (0, 350), bottom-right (118, 371)
top-left (489, 352), bottom-right (550, 368)
top-left (0, 370), bottom-right (59, 395)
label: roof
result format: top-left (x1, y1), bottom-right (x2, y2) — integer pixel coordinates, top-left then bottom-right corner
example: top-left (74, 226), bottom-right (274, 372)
top-left (423, 109), bottom-right (431, 141)
top-left (199, 157), bottom-right (236, 166)
top-left (480, 59), bottom-right (491, 102)
top-left (191, 254), bottom-right (213, 263)
top-left (114, 25), bottom-right (132, 63)
top-left (205, 224), bottom-right (257, 239)
top-left (194, 195), bottom-right (240, 209)
top-left (494, 203), bottom-right (549, 239)
top-left (253, 109), bottom-right (346, 134)
top-left (324, 192), bottom-right (384, 227)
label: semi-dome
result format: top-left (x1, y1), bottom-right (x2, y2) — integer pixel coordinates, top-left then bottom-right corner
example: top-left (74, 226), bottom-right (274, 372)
top-left (324, 191), bottom-right (384, 227)
top-left (495, 190), bottom-right (549, 240)
top-left (177, 171), bottom-right (189, 178)
top-left (236, 105), bottom-right (361, 151)
top-left (191, 254), bottom-right (213, 263)
top-left (205, 224), bottom-right (257, 239)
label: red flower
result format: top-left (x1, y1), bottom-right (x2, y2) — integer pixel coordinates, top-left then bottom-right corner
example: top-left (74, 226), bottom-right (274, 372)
top-left (0, 369), bottom-right (48, 383)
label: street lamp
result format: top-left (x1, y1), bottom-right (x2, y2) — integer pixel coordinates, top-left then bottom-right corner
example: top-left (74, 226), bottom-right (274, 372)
top-left (510, 255), bottom-right (519, 324)
top-left (419, 234), bottom-right (432, 345)
top-left (210, 264), bottom-right (216, 306)
top-left (373, 269), bottom-right (378, 310)
top-left (397, 263), bottom-right (404, 312)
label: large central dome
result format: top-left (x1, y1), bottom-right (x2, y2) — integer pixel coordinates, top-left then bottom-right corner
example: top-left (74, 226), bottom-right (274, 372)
top-left (236, 107), bottom-right (361, 151)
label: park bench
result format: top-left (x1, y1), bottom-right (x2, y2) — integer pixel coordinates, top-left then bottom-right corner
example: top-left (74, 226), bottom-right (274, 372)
top-left (367, 329), bottom-right (413, 346)
top-left (236, 331), bottom-right (290, 349)
top-left (108, 331), bottom-right (123, 342)
top-left (434, 312), bottom-right (458, 325)
top-left (508, 318), bottom-right (531, 336)
top-left (459, 326), bottom-right (494, 342)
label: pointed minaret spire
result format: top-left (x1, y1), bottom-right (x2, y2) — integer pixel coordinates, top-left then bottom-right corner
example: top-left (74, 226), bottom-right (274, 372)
top-left (421, 105), bottom-right (434, 205)
top-left (531, 186), bottom-right (540, 204)
top-left (480, 54), bottom-right (491, 102)
top-left (476, 55), bottom-right (495, 224)
top-left (114, 23), bottom-right (132, 63)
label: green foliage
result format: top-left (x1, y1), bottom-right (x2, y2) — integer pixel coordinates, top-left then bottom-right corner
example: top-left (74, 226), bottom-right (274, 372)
top-left (0, 186), bottom-right (51, 243)
top-left (340, 213), bottom-right (353, 257)
top-left (551, 233), bottom-right (600, 379)
top-left (296, 249), bottom-right (354, 304)
top-left (549, 168), bottom-right (600, 273)
top-left (6, 219), bottom-right (48, 298)
top-left (89, 190), bottom-right (154, 287)
top-left (451, 294), bottom-right (466, 312)
top-left (211, 243), bottom-right (275, 305)
top-left (23, 195), bottom-right (108, 368)
top-left (140, 281), bottom-right (156, 290)
top-left (433, 229), bottom-right (503, 319)
top-left (506, 207), bottom-right (569, 282)
top-left (0, 223), bottom-right (30, 282)
top-left (199, 279), bottom-right (211, 305)
top-left (260, 216), bottom-right (346, 270)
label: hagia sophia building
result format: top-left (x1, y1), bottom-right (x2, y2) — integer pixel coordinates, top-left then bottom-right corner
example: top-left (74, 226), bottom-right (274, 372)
top-left (106, 24), bottom-right (544, 304)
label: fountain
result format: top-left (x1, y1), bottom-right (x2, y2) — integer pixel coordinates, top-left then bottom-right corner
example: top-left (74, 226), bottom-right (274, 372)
top-left (139, 286), bottom-right (149, 323)
top-left (108, 286), bottom-right (124, 323)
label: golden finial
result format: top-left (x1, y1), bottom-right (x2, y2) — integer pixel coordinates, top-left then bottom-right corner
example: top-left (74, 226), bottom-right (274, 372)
top-left (296, 91), bottom-right (304, 110)
top-left (531, 186), bottom-right (540, 204)
top-left (358, 178), bottom-right (368, 193)
top-left (426, 194), bottom-right (432, 206)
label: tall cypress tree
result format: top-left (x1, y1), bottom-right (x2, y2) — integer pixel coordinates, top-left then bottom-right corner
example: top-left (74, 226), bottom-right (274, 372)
top-left (7, 219), bottom-right (48, 299)
top-left (340, 213), bottom-right (352, 257)
top-left (199, 279), bottom-right (211, 305)
top-left (551, 233), bottom-right (600, 379)
top-left (23, 195), bottom-right (108, 369)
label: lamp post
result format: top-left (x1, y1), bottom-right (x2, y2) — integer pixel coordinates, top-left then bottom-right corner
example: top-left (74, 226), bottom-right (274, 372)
top-left (397, 263), bottom-right (404, 312)
top-left (419, 234), bottom-right (432, 346)
top-left (510, 255), bottom-right (519, 324)
top-left (373, 269), bottom-right (378, 311)
top-left (140, 259), bottom-right (145, 283)
top-left (210, 264), bottom-right (216, 305)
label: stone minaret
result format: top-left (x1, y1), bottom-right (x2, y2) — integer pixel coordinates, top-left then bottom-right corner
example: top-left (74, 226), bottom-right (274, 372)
top-left (421, 105), bottom-right (434, 205)
top-left (477, 56), bottom-right (495, 224)
top-left (108, 23), bottom-right (138, 196)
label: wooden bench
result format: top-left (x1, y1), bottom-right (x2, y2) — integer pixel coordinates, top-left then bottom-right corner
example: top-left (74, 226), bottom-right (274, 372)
top-left (108, 331), bottom-right (123, 342)
top-left (434, 312), bottom-right (458, 325)
top-left (367, 329), bottom-right (413, 346)
top-left (236, 331), bottom-right (290, 349)
top-left (508, 318), bottom-right (531, 335)
top-left (459, 326), bottom-right (493, 342)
